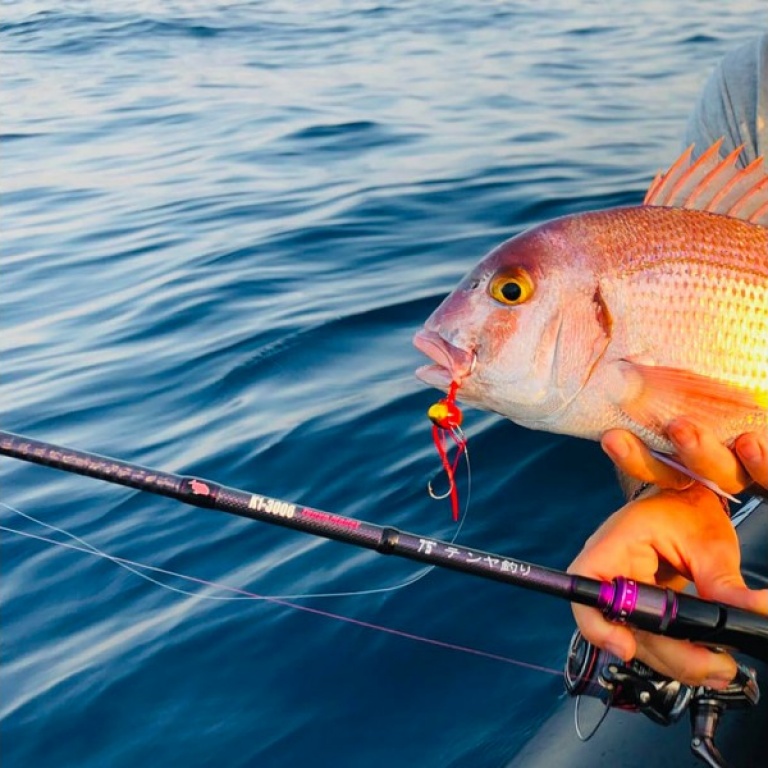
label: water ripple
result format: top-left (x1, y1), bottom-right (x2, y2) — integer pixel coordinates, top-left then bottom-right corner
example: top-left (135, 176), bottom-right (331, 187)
top-left (2, 2), bottom-right (763, 766)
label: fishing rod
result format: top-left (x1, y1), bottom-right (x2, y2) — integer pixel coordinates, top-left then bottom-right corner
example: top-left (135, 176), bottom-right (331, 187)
top-left (1, 429), bottom-right (767, 665)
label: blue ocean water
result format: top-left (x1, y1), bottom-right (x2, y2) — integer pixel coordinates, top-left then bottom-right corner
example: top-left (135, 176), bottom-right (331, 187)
top-left (2, 2), bottom-right (765, 766)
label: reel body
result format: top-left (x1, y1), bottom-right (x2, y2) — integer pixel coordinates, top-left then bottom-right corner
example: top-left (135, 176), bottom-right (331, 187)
top-left (564, 630), bottom-right (760, 768)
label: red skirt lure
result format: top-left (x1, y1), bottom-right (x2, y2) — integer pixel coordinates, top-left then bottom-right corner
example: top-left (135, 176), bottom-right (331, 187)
top-left (427, 381), bottom-right (467, 521)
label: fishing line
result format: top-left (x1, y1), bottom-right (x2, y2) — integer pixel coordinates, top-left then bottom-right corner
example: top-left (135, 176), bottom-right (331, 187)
top-left (0, 434), bottom-right (471, 602)
top-left (0, 383), bottom-right (472, 603)
top-left (0, 429), bottom-right (563, 676)
top-left (1, 493), bottom-right (466, 600)
top-left (0, 506), bottom-right (561, 677)
top-left (3, 429), bottom-right (767, 690)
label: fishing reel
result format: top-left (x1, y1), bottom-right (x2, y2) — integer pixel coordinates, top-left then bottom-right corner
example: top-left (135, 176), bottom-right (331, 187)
top-left (564, 629), bottom-right (760, 768)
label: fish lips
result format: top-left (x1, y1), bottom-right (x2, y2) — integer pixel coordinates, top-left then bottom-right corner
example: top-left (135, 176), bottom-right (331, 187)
top-left (413, 330), bottom-right (475, 388)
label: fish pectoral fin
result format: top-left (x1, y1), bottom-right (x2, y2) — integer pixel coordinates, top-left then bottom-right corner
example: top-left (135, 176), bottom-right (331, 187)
top-left (644, 140), bottom-right (768, 226)
top-left (614, 360), bottom-right (767, 434)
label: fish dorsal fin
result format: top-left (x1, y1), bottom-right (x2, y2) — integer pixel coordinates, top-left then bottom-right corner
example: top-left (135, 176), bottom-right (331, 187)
top-left (644, 140), bottom-right (768, 226)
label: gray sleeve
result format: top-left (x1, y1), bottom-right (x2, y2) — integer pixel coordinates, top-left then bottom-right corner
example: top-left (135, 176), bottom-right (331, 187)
top-left (684, 33), bottom-right (768, 167)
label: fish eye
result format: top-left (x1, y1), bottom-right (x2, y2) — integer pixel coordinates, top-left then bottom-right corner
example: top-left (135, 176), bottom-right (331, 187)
top-left (489, 268), bottom-right (534, 306)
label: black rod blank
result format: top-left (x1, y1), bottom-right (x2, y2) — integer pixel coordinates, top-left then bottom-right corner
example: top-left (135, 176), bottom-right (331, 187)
top-left (1, 430), bottom-right (766, 662)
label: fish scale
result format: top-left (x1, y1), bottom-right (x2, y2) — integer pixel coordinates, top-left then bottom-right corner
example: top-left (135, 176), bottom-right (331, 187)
top-left (593, 207), bottom-right (768, 393)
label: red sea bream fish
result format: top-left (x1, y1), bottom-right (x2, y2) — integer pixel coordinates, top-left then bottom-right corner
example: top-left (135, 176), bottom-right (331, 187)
top-left (414, 142), bottom-right (768, 453)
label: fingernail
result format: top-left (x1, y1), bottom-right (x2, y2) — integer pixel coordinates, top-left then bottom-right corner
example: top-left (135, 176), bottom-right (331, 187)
top-left (702, 673), bottom-right (733, 691)
top-left (737, 435), bottom-right (760, 464)
top-left (702, 664), bottom-right (736, 690)
top-left (604, 639), bottom-right (629, 660)
top-left (668, 419), bottom-right (697, 450)
top-left (604, 434), bottom-right (630, 461)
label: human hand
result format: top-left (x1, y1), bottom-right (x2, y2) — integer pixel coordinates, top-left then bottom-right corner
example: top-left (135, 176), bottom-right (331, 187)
top-left (568, 484), bottom-right (768, 688)
top-left (601, 420), bottom-right (768, 496)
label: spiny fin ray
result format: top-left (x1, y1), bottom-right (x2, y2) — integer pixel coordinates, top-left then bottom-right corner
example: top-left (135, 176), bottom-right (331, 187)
top-left (644, 141), bottom-right (768, 227)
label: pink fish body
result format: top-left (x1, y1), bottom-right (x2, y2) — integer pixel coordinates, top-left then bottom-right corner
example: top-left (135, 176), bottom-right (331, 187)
top-left (414, 143), bottom-right (768, 451)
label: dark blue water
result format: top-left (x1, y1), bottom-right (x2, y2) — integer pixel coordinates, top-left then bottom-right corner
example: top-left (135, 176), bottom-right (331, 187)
top-left (2, 2), bottom-right (765, 766)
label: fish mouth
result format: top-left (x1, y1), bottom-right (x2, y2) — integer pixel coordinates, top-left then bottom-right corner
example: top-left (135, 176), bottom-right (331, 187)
top-left (413, 330), bottom-right (476, 388)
